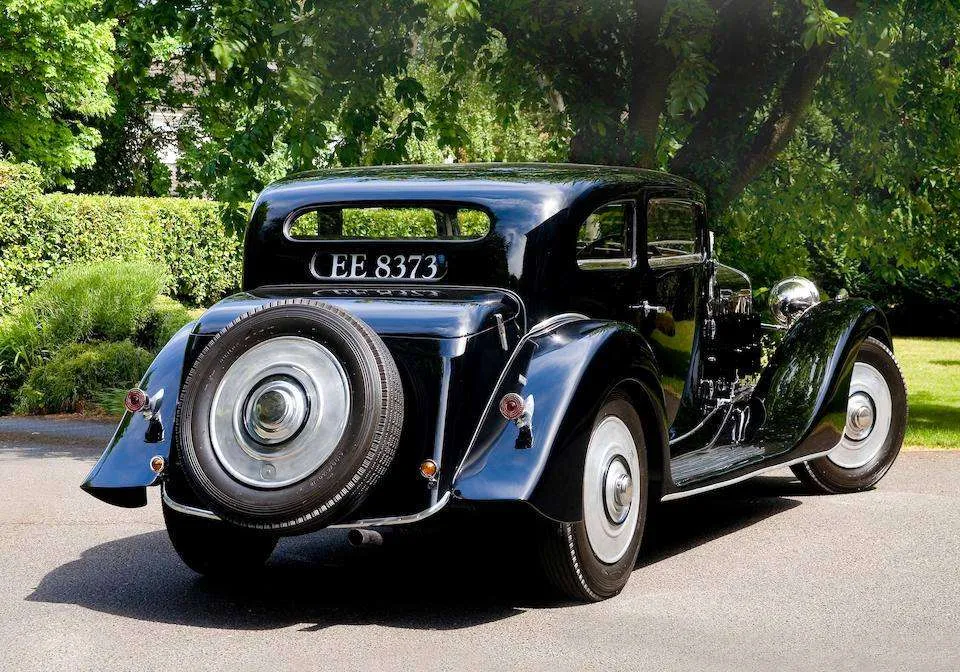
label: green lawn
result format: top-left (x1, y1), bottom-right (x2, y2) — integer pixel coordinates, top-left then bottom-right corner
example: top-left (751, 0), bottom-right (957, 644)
top-left (894, 337), bottom-right (960, 450)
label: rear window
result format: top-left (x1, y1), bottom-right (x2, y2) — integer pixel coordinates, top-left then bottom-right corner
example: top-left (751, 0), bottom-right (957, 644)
top-left (287, 206), bottom-right (491, 240)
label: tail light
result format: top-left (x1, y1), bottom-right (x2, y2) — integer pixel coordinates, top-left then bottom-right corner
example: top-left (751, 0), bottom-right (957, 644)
top-left (124, 388), bottom-right (149, 414)
top-left (499, 393), bottom-right (525, 421)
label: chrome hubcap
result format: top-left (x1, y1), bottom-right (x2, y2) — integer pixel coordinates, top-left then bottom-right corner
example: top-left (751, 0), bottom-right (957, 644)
top-left (209, 336), bottom-right (351, 489)
top-left (845, 391), bottom-right (875, 441)
top-left (603, 458), bottom-right (633, 524)
top-left (583, 416), bottom-right (641, 564)
top-left (243, 377), bottom-right (309, 445)
top-left (828, 361), bottom-right (892, 470)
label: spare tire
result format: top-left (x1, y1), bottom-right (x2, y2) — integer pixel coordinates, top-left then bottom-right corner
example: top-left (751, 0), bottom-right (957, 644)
top-left (176, 299), bottom-right (403, 534)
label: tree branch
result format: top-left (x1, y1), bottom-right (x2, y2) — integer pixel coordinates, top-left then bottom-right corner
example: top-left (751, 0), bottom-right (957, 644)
top-left (720, 0), bottom-right (860, 205)
top-left (722, 43), bottom-right (836, 204)
top-left (669, 0), bottom-right (784, 199)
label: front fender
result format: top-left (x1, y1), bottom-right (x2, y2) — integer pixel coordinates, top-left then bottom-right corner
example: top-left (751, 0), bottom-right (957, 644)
top-left (452, 320), bottom-right (666, 522)
top-left (80, 321), bottom-right (199, 507)
top-left (754, 298), bottom-right (890, 457)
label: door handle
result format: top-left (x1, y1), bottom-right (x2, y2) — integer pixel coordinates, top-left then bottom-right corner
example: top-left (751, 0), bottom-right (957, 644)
top-left (629, 301), bottom-right (667, 317)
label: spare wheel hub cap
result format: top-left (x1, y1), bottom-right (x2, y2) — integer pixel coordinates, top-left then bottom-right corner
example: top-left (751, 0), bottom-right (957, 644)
top-left (209, 336), bottom-right (351, 488)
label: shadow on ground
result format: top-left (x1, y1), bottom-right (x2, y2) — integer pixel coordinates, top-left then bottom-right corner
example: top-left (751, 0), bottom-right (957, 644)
top-left (27, 475), bottom-right (804, 631)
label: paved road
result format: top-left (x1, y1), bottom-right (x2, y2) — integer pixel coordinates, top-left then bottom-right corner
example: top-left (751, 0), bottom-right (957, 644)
top-left (0, 416), bottom-right (957, 671)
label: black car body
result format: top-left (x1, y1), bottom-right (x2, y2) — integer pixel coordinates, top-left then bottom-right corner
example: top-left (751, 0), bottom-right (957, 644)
top-left (82, 164), bottom-right (906, 600)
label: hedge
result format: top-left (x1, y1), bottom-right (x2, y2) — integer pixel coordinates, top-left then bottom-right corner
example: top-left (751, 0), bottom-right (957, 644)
top-left (0, 160), bottom-right (243, 310)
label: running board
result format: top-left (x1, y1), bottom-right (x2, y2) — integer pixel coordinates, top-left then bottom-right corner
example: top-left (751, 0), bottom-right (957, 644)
top-left (670, 443), bottom-right (766, 486)
top-left (661, 448), bottom-right (833, 502)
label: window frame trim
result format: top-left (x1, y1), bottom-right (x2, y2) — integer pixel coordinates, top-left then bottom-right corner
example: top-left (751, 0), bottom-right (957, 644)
top-left (282, 201), bottom-right (495, 243)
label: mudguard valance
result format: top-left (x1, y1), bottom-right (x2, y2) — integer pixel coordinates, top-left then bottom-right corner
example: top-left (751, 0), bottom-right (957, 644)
top-left (753, 298), bottom-right (890, 456)
top-left (452, 319), bottom-right (666, 522)
top-left (80, 321), bottom-right (198, 507)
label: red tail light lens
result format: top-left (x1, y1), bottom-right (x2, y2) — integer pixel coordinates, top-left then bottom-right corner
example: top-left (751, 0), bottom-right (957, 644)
top-left (499, 393), bottom-right (525, 421)
top-left (124, 388), bottom-right (149, 413)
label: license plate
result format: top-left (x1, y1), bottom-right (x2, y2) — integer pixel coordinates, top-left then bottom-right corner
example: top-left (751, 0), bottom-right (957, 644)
top-left (311, 253), bottom-right (447, 281)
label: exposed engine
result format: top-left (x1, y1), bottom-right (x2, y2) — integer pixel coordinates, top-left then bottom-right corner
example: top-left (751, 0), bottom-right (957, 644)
top-left (699, 264), bottom-right (762, 411)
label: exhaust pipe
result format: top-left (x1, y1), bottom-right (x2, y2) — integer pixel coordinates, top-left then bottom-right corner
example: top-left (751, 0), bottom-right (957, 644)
top-left (347, 528), bottom-right (383, 547)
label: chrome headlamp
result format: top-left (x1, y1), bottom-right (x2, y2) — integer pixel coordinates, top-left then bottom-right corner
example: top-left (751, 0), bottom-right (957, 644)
top-left (769, 276), bottom-right (821, 326)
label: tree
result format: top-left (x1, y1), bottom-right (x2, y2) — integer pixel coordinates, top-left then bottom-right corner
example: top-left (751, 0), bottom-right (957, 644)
top-left (59, 0), bottom-right (960, 308)
top-left (469, 0), bottom-right (861, 210)
top-left (72, 0), bottom-right (185, 196)
top-left (720, 2), bottom-right (960, 296)
top-left (0, 0), bottom-right (116, 186)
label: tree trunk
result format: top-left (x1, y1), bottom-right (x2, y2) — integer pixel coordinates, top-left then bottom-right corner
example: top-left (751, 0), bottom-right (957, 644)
top-left (626, 0), bottom-right (672, 168)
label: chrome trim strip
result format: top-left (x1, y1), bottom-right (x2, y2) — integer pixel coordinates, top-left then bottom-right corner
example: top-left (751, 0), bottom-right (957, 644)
top-left (331, 492), bottom-right (451, 529)
top-left (160, 483), bottom-right (452, 528)
top-left (452, 312), bottom-right (591, 482)
top-left (430, 356), bottom-right (452, 506)
top-left (578, 258), bottom-right (635, 271)
top-left (255, 282), bottom-right (529, 334)
top-left (648, 252), bottom-right (706, 269)
top-left (527, 312), bottom-right (590, 337)
top-left (660, 448), bottom-right (833, 501)
top-left (161, 485), bottom-right (221, 521)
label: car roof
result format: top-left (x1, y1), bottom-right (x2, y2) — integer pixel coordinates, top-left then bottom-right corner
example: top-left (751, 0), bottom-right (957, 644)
top-left (257, 163), bottom-right (703, 216)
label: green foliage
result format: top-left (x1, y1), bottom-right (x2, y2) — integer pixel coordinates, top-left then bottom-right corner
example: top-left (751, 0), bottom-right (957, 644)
top-left (15, 341), bottom-right (155, 415)
top-left (720, 1), bottom-right (960, 302)
top-left (0, 0), bottom-right (116, 186)
top-left (138, 295), bottom-right (196, 351)
top-left (0, 260), bottom-right (167, 388)
top-left (0, 161), bottom-right (242, 308)
top-left (0, 259), bottom-right (194, 413)
top-left (290, 206), bottom-right (491, 239)
top-left (801, 0), bottom-right (852, 49)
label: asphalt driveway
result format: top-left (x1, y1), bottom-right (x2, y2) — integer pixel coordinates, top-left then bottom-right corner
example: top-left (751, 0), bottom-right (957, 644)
top-left (0, 416), bottom-right (957, 671)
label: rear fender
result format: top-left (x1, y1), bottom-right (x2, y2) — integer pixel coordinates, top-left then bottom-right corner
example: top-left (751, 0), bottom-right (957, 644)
top-left (753, 298), bottom-right (891, 456)
top-left (80, 321), bottom-right (199, 507)
top-left (452, 320), bottom-right (667, 522)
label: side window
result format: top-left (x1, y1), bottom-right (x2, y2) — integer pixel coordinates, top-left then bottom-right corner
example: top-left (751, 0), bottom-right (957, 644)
top-left (646, 199), bottom-right (699, 259)
top-left (576, 201), bottom-right (635, 269)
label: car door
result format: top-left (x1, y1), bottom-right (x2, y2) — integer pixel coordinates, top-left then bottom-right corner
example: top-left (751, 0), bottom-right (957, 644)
top-left (635, 196), bottom-right (706, 437)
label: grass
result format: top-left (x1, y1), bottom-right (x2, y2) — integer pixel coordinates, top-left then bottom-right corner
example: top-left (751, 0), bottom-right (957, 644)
top-left (894, 337), bottom-right (960, 450)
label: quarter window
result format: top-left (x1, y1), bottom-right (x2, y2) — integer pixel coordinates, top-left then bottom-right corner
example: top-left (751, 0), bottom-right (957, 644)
top-left (576, 201), bottom-right (635, 269)
top-left (646, 199), bottom-right (699, 258)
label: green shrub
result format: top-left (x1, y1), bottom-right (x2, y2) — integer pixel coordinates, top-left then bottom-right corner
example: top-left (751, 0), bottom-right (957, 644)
top-left (32, 260), bottom-right (169, 345)
top-left (137, 295), bottom-right (197, 350)
top-left (0, 160), bottom-right (243, 310)
top-left (15, 341), bottom-right (155, 415)
top-left (0, 260), bottom-right (193, 410)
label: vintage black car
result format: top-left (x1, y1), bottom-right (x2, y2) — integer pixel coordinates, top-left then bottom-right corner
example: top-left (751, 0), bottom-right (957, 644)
top-left (82, 164), bottom-right (907, 601)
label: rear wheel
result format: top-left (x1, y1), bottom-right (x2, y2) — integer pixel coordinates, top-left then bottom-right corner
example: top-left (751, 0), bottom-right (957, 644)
top-left (538, 392), bottom-right (649, 602)
top-left (792, 337), bottom-right (907, 493)
top-left (162, 501), bottom-right (277, 579)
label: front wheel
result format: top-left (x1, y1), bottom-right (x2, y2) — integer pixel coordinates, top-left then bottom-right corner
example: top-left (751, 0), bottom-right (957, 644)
top-left (537, 392), bottom-right (649, 602)
top-left (163, 501), bottom-right (278, 579)
top-left (792, 337), bottom-right (907, 493)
